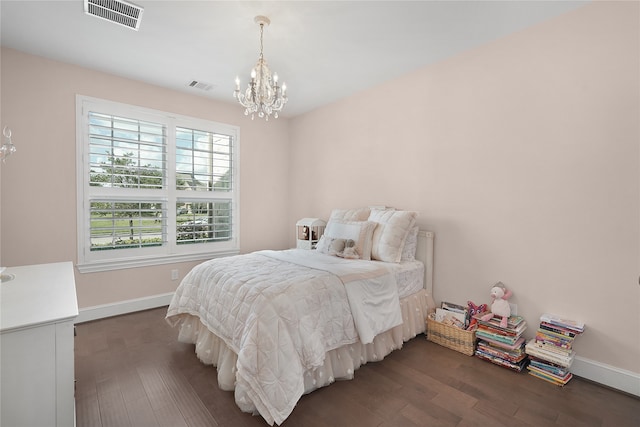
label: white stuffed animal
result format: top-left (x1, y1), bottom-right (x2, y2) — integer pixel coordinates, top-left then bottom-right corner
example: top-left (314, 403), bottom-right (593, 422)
top-left (339, 239), bottom-right (360, 259)
top-left (480, 282), bottom-right (512, 328)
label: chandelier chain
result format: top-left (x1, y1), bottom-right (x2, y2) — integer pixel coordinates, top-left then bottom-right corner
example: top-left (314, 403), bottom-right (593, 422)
top-left (259, 23), bottom-right (264, 60)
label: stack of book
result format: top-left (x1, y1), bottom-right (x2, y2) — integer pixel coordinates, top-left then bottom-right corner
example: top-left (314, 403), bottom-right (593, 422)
top-left (474, 314), bottom-right (529, 372)
top-left (525, 313), bottom-right (585, 386)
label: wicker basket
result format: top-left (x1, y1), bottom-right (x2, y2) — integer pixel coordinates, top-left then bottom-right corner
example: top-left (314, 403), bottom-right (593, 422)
top-left (426, 314), bottom-right (476, 356)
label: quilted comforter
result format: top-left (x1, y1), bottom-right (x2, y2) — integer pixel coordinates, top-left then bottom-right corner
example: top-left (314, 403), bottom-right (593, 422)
top-left (166, 249), bottom-right (402, 425)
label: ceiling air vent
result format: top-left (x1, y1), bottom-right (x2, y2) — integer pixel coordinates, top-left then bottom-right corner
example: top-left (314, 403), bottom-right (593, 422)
top-left (187, 80), bottom-right (214, 91)
top-left (84, 0), bottom-right (144, 31)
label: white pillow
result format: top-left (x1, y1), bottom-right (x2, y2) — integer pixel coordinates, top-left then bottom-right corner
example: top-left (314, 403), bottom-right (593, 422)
top-left (401, 225), bottom-right (420, 261)
top-left (329, 208), bottom-right (371, 222)
top-left (323, 219), bottom-right (377, 260)
top-left (369, 210), bottom-right (417, 263)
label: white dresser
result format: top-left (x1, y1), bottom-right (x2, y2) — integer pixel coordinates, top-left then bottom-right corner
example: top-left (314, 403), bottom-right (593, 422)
top-left (1, 262), bottom-right (78, 427)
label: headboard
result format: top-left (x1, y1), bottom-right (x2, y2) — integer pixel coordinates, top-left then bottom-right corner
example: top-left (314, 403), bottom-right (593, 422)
top-left (415, 230), bottom-right (435, 296)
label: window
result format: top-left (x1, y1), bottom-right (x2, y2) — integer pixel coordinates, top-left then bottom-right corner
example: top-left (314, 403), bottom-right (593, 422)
top-left (76, 96), bottom-right (240, 272)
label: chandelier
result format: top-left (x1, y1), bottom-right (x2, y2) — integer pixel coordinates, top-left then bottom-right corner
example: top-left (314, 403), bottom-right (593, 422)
top-left (234, 16), bottom-right (287, 121)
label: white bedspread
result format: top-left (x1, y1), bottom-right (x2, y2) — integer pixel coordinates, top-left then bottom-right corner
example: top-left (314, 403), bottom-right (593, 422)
top-left (166, 249), bottom-right (402, 425)
top-left (263, 250), bottom-right (402, 344)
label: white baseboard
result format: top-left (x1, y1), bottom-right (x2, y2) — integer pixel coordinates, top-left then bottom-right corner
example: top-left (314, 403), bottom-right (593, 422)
top-left (75, 292), bottom-right (174, 324)
top-left (75, 294), bottom-right (640, 398)
top-left (572, 355), bottom-right (640, 397)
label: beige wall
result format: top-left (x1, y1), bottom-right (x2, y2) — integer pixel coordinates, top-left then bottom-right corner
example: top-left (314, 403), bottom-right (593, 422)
top-left (0, 48), bottom-right (291, 307)
top-left (1, 1), bottom-right (638, 377)
top-left (288, 2), bottom-right (639, 373)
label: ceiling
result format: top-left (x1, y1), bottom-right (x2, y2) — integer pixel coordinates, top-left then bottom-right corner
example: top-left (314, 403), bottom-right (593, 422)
top-left (1, 1), bottom-right (588, 118)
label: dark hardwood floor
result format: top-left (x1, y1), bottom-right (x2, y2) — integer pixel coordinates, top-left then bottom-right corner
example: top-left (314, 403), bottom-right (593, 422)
top-left (74, 308), bottom-right (639, 427)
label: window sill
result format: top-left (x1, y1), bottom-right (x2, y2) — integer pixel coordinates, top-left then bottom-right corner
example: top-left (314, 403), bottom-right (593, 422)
top-left (76, 250), bottom-right (240, 273)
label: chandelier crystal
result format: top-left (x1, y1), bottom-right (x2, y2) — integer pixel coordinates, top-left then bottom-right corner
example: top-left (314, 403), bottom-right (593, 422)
top-left (234, 16), bottom-right (287, 121)
top-left (0, 126), bottom-right (16, 163)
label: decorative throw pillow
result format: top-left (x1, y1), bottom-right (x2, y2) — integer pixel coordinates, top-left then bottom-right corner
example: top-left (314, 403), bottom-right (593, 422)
top-left (323, 219), bottom-right (377, 260)
top-left (369, 209), bottom-right (417, 263)
top-left (315, 235), bottom-right (329, 254)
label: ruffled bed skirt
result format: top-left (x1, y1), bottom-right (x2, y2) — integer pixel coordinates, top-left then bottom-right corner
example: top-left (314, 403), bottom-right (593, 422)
top-left (170, 289), bottom-right (430, 415)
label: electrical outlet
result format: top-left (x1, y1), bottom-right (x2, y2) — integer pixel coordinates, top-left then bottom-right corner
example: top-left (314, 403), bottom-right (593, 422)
top-left (171, 269), bottom-right (179, 281)
top-left (509, 303), bottom-right (518, 316)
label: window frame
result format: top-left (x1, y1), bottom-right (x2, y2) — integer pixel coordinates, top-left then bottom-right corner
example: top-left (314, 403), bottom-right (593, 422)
top-left (76, 95), bottom-right (240, 273)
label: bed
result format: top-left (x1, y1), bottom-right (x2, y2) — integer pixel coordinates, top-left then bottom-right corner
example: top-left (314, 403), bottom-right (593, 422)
top-left (166, 208), bottom-right (435, 425)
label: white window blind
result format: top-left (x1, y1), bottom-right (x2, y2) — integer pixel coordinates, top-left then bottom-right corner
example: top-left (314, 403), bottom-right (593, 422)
top-left (90, 200), bottom-right (166, 250)
top-left (76, 96), bottom-right (240, 272)
top-left (88, 112), bottom-right (166, 189)
top-left (176, 127), bottom-right (232, 192)
top-left (176, 200), bottom-right (232, 244)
